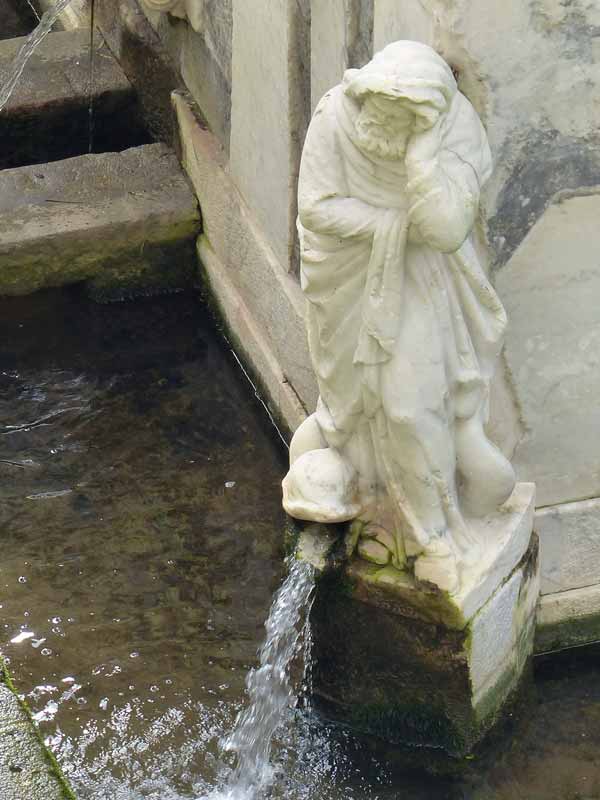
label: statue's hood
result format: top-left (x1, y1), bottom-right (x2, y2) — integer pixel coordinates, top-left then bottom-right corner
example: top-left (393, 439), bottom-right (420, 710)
top-left (343, 40), bottom-right (457, 125)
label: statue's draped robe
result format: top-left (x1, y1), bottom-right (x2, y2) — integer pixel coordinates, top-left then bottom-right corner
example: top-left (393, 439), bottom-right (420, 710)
top-left (297, 64), bottom-right (507, 558)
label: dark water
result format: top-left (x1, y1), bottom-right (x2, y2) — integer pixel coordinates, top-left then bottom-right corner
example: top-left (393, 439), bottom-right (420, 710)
top-left (1, 288), bottom-right (600, 800)
top-left (0, 0), bottom-right (38, 41)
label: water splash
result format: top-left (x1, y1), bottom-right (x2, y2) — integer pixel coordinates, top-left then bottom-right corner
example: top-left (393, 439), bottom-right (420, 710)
top-left (216, 557), bottom-right (315, 800)
top-left (0, 0), bottom-right (74, 112)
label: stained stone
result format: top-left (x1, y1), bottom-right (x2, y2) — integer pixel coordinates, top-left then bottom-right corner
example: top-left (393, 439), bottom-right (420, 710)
top-left (0, 143), bottom-right (200, 298)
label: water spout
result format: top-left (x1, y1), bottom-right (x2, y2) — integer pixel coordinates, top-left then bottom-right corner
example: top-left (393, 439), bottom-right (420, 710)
top-left (215, 557), bottom-right (315, 800)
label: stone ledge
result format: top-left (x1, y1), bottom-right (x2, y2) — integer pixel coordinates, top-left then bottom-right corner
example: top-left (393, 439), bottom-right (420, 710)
top-left (535, 583), bottom-right (600, 653)
top-left (0, 143), bottom-right (200, 298)
top-left (198, 235), bottom-right (307, 434)
top-left (0, 662), bottom-right (74, 799)
top-left (173, 91), bottom-right (317, 432)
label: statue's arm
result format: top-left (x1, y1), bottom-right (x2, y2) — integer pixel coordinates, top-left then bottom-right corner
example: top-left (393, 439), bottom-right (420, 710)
top-left (298, 194), bottom-right (385, 240)
top-left (298, 90), bottom-right (386, 240)
top-left (406, 152), bottom-right (480, 253)
top-left (405, 95), bottom-right (491, 253)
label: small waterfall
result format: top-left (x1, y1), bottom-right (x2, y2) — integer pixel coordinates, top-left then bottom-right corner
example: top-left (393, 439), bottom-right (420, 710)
top-left (0, 0), bottom-right (74, 112)
top-left (216, 557), bottom-right (315, 800)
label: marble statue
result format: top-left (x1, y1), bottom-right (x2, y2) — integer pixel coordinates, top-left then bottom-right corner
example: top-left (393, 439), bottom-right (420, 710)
top-left (283, 40), bottom-right (518, 594)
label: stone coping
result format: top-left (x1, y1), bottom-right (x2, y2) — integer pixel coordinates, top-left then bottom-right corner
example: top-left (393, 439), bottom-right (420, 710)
top-left (0, 659), bottom-right (75, 799)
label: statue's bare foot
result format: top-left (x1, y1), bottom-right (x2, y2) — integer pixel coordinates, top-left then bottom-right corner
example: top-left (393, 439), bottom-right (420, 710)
top-left (358, 523), bottom-right (398, 566)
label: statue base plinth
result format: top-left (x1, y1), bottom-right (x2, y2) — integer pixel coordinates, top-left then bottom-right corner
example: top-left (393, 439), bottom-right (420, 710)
top-left (301, 484), bottom-right (539, 755)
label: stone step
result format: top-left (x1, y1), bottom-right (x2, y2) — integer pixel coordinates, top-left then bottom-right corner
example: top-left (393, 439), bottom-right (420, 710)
top-left (0, 29), bottom-right (149, 169)
top-left (0, 143), bottom-right (201, 299)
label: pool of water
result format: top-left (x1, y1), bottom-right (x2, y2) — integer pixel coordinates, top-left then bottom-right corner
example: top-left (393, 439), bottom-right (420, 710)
top-left (1, 288), bottom-right (600, 800)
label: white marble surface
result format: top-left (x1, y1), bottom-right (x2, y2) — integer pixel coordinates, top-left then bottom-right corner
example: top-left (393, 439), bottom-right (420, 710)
top-left (537, 497), bottom-right (600, 596)
top-left (496, 193), bottom-right (600, 507)
top-left (310, 0), bottom-right (348, 111)
top-left (138, 0), bottom-right (202, 31)
top-left (229, 0), bottom-right (309, 270)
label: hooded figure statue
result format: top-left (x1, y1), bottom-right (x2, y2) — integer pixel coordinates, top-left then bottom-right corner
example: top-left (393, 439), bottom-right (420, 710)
top-left (283, 41), bottom-right (515, 593)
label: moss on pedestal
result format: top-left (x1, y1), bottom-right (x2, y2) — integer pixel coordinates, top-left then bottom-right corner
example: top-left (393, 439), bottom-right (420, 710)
top-left (307, 535), bottom-right (539, 756)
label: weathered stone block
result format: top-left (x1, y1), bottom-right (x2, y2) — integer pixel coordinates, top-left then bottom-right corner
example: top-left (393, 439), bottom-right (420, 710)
top-left (309, 533), bottom-right (539, 755)
top-left (174, 93), bottom-right (316, 434)
top-left (0, 143), bottom-right (200, 298)
top-left (0, 30), bottom-right (147, 168)
top-left (299, 486), bottom-right (538, 754)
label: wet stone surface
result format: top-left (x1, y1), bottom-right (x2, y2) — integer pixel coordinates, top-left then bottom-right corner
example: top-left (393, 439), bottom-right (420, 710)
top-left (1, 289), bottom-right (600, 799)
top-left (0, 679), bottom-right (70, 799)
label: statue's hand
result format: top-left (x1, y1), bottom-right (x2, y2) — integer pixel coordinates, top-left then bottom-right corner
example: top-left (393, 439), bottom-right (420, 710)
top-left (405, 116), bottom-right (444, 168)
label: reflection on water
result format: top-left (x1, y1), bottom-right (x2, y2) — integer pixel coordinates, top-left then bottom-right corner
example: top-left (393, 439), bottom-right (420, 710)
top-left (1, 288), bottom-right (600, 800)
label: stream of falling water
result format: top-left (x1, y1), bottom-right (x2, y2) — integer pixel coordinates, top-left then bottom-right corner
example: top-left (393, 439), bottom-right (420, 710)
top-left (0, 0), bottom-right (74, 111)
top-left (213, 558), bottom-right (315, 800)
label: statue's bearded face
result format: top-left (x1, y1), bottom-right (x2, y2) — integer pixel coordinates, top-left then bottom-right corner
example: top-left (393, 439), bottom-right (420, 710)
top-left (355, 95), bottom-right (429, 160)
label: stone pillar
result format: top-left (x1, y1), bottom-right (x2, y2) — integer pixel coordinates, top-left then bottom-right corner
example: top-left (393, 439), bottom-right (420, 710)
top-left (229, 0), bottom-right (310, 271)
top-left (372, 0), bottom-right (433, 52)
top-left (298, 484), bottom-right (539, 755)
top-left (310, 0), bottom-right (374, 111)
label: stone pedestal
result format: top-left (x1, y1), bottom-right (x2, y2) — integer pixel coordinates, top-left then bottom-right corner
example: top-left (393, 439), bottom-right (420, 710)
top-left (299, 483), bottom-right (539, 755)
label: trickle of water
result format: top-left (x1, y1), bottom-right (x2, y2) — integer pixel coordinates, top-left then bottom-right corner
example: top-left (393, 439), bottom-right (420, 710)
top-left (216, 557), bottom-right (315, 800)
top-left (0, 0), bottom-right (74, 112)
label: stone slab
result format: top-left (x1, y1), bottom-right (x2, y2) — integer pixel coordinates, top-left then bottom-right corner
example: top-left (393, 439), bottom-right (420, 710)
top-left (174, 92), bottom-right (317, 432)
top-left (151, 0), bottom-right (232, 151)
top-left (0, 30), bottom-right (147, 168)
top-left (229, 0), bottom-right (310, 270)
top-left (536, 584), bottom-right (600, 654)
top-left (537, 497), bottom-right (600, 596)
top-left (0, 143), bottom-right (200, 297)
top-left (198, 236), bottom-right (307, 435)
top-left (35, 0), bottom-right (89, 30)
top-left (0, 678), bottom-right (72, 799)
top-left (310, 0), bottom-right (374, 111)
top-left (93, 0), bottom-right (186, 147)
top-left (496, 192), bottom-right (600, 507)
